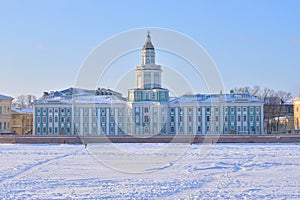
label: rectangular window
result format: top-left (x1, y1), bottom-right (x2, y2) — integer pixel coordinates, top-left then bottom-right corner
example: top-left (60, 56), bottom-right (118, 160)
top-left (188, 116), bottom-right (192, 122)
top-left (144, 116), bottom-right (150, 123)
top-left (206, 107), bottom-right (210, 113)
top-left (144, 107), bottom-right (149, 113)
top-left (0, 122), bottom-right (2, 130)
top-left (215, 116), bottom-right (219, 122)
top-left (49, 127), bottom-right (52, 133)
top-left (49, 116), bottom-right (53, 123)
top-left (256, 116), bottom-right (259, 122)
top-left (238, 115), bottom-right (241, 122)
top-left (188, 126), bottom-right (192, 132)
top-left (171, 126), bottom-right (174, 133)
top-left (136, 115), bottom-right (140, 123)
top-left (110, 116), bottom-right (114, 122)
top-left (197, 116), bottom-right (201, 122)
top-left (206, 116), bottom-right (210, 122)
top-left (61, 117), bottom-right (65, 123)
top-left (84, 116), bottom-right (88, 123)
top-left (180, 116), bottom-right (183, 122)
top-left (54, 116), bottom-right (58, 123)
top-left (170, 108), bottom-right (174, 113)
top-left (179, 126), bottom-right (184, 132)
top-left (37, 116), bottom-right (41, 123)
top-left (171, 116), bottom-right (174, 122)
top-left (42, 116), bottom-right (46, 123)
top-left (243, 115), bottom-right (247, 121)
top-left (230, 107), bottom-right (234, 113)
top-left (54, 127), bottom-right (58, 133)
top-left (225, 116), bottom-right (228, 122)
top-left (250, 115), bottom-right (253, 122)
top-left (230, 115), bottom-right (234, 122)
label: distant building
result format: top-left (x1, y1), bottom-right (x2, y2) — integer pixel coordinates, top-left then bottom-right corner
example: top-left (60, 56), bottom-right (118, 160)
top-left (11, 107), bottom-right (33, 135)
top-left (293, 95), bottom-right (300, 131)
top-left (33, 33), bottom-right (264, 135)
top-left (0, 94), bottom-right (13, 134)
top-left (264, 98), bottom-right (294, 133)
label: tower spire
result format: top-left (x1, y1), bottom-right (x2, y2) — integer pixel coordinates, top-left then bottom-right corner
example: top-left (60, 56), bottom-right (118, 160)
top-left (142, 32), bottom-right (155, 65)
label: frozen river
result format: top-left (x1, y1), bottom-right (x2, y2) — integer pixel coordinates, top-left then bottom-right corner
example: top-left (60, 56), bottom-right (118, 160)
top-left (0, 143), bottom-right (300, 199)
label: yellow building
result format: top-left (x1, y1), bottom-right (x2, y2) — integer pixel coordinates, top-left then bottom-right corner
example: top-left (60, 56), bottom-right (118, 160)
top-left (0, 94), bottom-right (13, 134)
top-left (11, 107), bottom-right (33, 135)
top-left (293, 95), bottom-right (300, 131)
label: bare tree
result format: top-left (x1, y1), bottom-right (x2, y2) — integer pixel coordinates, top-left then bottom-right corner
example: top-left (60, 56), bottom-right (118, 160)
top-left (12, 95), bottom-right (37, 108)
top-left (233, 85), bottom-right (260, 96)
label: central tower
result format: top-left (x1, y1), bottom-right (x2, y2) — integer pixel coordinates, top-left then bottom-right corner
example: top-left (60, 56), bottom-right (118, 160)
top-left (128, 32), bottom-right (169, 102)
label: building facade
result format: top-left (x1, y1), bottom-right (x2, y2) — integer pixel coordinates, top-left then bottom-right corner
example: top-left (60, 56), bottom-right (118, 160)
top-left (33, 33), bottom-right (264, 135)
top-left (11, 107), bottom-right (33, 135)
top-left (0, 94), bottom-right (13, 134)
top-left (293, 95), bottom-right (300, 131)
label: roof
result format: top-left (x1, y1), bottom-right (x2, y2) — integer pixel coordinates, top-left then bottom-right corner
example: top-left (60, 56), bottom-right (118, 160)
top-left (35, 87), bottom-right (126, 105)
top-left (169, 93), bottom-right (263, 104)
top-left (143, 32), bottom-right (154, 50)
top-left (12, 107), bottom-right (33, 114)
top-left (0, 94), bottom-right (13, 99)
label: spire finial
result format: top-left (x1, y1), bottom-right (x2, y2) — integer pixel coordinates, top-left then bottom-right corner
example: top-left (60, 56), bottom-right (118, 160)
top-left (147, 31), bottom-right (150, 37)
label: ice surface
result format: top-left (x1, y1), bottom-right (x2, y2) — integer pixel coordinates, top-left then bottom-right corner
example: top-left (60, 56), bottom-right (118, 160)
top-left (0, 143), bottom-right (300, 199)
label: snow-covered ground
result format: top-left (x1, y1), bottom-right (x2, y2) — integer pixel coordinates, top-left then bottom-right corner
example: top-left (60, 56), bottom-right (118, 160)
top-left (0, 143), bottom-right (300, 199)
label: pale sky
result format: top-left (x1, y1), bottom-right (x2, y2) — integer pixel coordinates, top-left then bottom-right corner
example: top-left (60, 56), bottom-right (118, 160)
top-left (0, 0), bottom-right (299, 98)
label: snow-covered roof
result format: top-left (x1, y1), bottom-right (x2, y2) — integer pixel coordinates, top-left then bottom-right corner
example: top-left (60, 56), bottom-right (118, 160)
top-left (35, 87), bottom-right (126, 105)
top-left (12, 107), bottom-right (33, 114)
top-left (169, 93), bottom-right (262, 104)
top-left (0, 93), bottom-right (13, 99)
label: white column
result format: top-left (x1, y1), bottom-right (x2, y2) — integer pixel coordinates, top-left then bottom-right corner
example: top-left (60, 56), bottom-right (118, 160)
top-left (115, 108), bottom-right (118, 135)
top-left (261, 105), bottom-right (264, 134)
top-left (193, 107), bottom-right (197, 134)
top-left (97, 108), bottom-right (101, 135)
top-left (202, 107), bottom-right (206, 134)
top-left (89, 108), bottom-right (92, 134)
top-left (80, 108), bottom-right (83, 135)
top-left (184, 107), bottom-right (188, 134)
top-left (175, 107), bottom-right (179, 134)
top-left (106, 108), bottom-right (110, 134)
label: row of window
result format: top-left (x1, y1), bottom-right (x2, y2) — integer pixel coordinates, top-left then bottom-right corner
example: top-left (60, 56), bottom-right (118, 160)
top-left (37, 108), bottom-right (71, 114)
top-left (37, 116), bottom-right (71, 124)
top-left (36, 126), bottom-right (71, 134)
top-left (170, 125), bottom-right (261, 133)
top-left (0, 122), bottom-right (10, 130)
top-left (169, 107), bottom-right (261, 114)
top-left (170, 115), bottom-right (260, 123)
top-left (0, 106), bottom-right (10, 114)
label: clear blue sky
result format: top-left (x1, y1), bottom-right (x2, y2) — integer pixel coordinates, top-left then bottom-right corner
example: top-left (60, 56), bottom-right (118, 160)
top-left (0, 0), bottom-right (299, 98)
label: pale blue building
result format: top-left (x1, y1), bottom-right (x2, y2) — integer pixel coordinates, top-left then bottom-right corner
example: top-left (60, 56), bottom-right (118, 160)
top-left (34, 34), bottom-right (264, 135)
